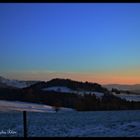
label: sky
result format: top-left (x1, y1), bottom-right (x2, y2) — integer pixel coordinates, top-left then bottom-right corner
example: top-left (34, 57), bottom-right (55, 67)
top-left (0, 3), bottom-right (140, 84)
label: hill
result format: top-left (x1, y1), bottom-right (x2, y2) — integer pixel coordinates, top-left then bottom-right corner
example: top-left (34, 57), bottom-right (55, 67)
top-left (0, 76), bottom-right (140, 111)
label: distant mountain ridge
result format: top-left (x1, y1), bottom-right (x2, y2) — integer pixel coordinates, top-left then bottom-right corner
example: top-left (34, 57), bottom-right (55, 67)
top-left (1, 75), bottom-right (140, 92)
top-left (0, 76), bottom-right (38, 89)
top-left (104, 84), bottom-right (140, 93)
top-left (0, 76), bottom-right (109, 94)
top-left (1, 75), bottom-right (140, 93)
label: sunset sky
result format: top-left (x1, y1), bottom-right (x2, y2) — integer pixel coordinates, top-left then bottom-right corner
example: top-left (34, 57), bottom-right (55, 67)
top-left (0, 3), bottom-right (140, 84)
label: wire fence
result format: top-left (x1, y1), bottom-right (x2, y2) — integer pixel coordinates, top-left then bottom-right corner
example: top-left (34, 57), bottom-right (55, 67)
top-left (0, 110), bottom-right (28, 137)
top-left (0, 108), bottom-right (140, 137)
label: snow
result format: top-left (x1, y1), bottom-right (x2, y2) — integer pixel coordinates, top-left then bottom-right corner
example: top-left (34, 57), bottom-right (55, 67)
top-left (0, 100), bottom-right (54, 113)
top-left (104, 84), bottom-right (140, 92)
top-left (0, 79), bottom-right (28, 88)
top-left (112, 93), bottom-right (140, 102)
top-left (5, 80), bottom-right (27, 88)
top-left (42, 86), bottom-right (104, 99)
top-left (42, 86), bottom-right (75, 93)
top-left (77, 91), bottom-right (104, 100)
top-left (0, 100), bottom-right (75, 113)
top-left (0, 76), bottom-right (36, 88)
top-left (57, 107), bottom-right (75, 112)
top-left (88, 91), bottom-right (104, 99)
top-left (0, 109), bottom-right (140, 137)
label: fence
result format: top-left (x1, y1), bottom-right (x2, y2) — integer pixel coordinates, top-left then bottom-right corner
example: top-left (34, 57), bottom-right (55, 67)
top-left (23, 111), bottom-right (27, 138)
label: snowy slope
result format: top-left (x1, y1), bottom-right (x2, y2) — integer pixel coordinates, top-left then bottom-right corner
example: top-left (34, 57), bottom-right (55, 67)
top-left (0, 110), bottom-right (140, 137)
top-left (78, 91), bottom-right (104, 98)
top-left (0, 76), bottom-right (37, 88)
top-left (112, 93), bottom-right (140, 102)
top-left (0, 100), bottom-right (75, 113)
top-left (42, 86), bottom-right (104, 99)
top-left (42, 86), bottom-right (75, 93)
top-left (0, 100), bottom-right (54, 113)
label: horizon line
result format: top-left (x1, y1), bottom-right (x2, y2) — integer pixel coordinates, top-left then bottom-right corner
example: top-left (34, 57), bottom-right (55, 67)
top-left (1, 75), bottom-right (140, 86)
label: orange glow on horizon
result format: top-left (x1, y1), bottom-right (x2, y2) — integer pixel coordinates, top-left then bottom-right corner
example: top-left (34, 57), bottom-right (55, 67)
top-left (3, 70), bottom-right (140, 85)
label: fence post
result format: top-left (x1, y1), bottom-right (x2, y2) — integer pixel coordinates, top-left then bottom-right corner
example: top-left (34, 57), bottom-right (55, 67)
top-left (23, 111), bottom-right (28, 137)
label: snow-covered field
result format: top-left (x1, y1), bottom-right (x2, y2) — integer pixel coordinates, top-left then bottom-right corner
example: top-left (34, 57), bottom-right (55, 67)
top-left (0, 100), bottom-right (54, 113)
top-left (0, 101), bottom-right (140, 137)
top-left (42, 86), bottom-right (104, 99)
top-left (112, 93), bottom-right (140, 102)
top-left (43, 86), bottom-right (140, 101)
top-left (0, 100), bottom-right (74, 113)
top-left (42, 86), bottom-right (74, 93)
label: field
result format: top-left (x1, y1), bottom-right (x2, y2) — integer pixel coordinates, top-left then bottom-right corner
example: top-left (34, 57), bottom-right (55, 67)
top-left (0, 109), bottom-right (140, 137)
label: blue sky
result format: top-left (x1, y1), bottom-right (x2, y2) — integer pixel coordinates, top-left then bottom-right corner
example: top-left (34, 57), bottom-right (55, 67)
top-left (0, 3), bottom-right (140, 84)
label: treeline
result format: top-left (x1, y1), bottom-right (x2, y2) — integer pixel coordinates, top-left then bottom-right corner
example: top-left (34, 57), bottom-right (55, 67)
top-left (0, 87), bottom-right (140, 111)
